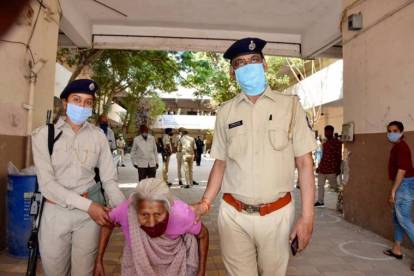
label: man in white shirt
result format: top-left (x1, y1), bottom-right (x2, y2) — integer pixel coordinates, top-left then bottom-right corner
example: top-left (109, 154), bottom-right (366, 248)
top-left (130, 125), bottom-right (159, 181)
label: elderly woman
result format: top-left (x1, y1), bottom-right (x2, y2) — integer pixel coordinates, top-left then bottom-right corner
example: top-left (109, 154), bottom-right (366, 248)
top-left (93, 178), bottom-right (209, 276)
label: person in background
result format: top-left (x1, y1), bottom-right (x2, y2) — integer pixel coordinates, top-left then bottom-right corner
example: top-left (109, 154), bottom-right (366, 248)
top-left (162, 128), bottom-right (174, 186)
top-left (116, 135), bottom-right (126, 167)
top-left (130, 125), bottom-right (159, 181)
top-left (180, 129), bottom-right (196, 189)
top-left (175, 128), bottom-right (184, 186)
top-left (315, 136), bottom-right (323, 165)
top-left (314, 125), bottom-right (342, 208)
top-left (195, 136), bottom-right (205, 166)
top-left (93, 178), bottom-right (209, 276)
top-left (98, 114), bottom-right (116, 151)
top-left (383, 121), bottom-right (414, 272)
top-left (32, 79), bottom-right (125, 276)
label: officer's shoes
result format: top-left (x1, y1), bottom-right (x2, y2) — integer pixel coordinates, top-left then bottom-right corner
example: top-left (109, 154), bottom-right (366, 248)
top-left (193, 181), bottom-right (199, 185)
top-left (179, 181), bottom-right (184, 186)
top-left (314, 201), bottom-right (325, 208)
top-left (183, 185), bottom-right (191, 189)
top-left (167, 182), bottom-right (172, 187)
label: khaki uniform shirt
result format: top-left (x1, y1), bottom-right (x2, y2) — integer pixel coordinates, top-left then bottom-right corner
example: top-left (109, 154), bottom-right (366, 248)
top-left (210, 87), bottom-right (316, 205)
top-left (175, 134), bottom-right (182, 153)
top-left (181, 135), bottom-right (196, 156)
top-left (31, 118), bottom-right (125, 212)
top-left (130, 134), bottom-right (158, 168)
top-left (162, 134), bottom-right (172, 151)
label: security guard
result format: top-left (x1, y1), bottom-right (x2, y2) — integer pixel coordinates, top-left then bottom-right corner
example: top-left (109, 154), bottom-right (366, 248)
top-left (192, 38), bottom-right (316, 276)
top-left (32, 79), bottom-right (125, 276)
top-left (175, 127), bottom-right (184, 185)
top-left (162, 128), bottom-right (173, 186)
top-left (180, 129), bottom-right (196, 188)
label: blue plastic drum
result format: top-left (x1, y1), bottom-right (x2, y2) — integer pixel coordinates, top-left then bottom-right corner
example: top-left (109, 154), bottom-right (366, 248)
top-left (7, 175), bottom-right (37, 258)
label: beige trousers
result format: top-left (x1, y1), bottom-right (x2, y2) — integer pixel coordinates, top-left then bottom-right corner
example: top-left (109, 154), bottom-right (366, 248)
top-left (218, 199), bottom-right (295, 276)
top-left (162, 155), bottom-right (170, 182)
top-left (317, 173), bottom-right (338, 202)
top-left (182, 154), bottom-right (194, 186)
top-left (39, 202), bottom-right (100, 276)
top-left (176, 152), bottom-right (183, 181)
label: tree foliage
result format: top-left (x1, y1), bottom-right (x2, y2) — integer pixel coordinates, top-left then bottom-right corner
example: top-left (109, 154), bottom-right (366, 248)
top-left (179, 52), bottom-right (292, 104)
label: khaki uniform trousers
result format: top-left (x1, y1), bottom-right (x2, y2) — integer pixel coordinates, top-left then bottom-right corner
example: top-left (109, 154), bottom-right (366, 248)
top-left (182, 154), bottom-right (194, 186)
top-left (176, 152), bottom-right (183, 181)
top-left (162, 155), bottom-right (170, 182)
top-left (317, 173), bottom-right (338, 202)
top-left (218, 199), bottom-right (295, 276)
top-left (39, 202), bottom-right (100, 276)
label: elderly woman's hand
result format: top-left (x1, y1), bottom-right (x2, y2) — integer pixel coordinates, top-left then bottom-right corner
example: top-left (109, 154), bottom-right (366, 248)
top-left (191, 202), bottom-right (209, 222)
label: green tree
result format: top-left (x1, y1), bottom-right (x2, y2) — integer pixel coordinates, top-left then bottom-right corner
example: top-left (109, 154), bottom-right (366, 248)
top-left (179, 52), bottom-right (292, 104)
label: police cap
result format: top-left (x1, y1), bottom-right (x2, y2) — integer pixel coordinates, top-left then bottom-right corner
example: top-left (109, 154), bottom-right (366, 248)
top-left (223, 37), bottom-right (267, 61)
top-left (60, 79), bottom-right (99, 99)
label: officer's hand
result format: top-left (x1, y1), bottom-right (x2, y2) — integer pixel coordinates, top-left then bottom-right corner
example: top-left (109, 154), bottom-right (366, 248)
top-left (190, 203), bottom-right (209, 222)
top-left (93, 260), bottom-right (105, 276)
top-left (290, 216), bottom-right (314, 252)
top-left (88, 202), bottom-right (112, 226)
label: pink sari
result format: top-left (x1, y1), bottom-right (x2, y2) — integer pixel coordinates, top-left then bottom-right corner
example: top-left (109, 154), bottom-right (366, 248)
top-left (121, 204), bottom-right (199, 276)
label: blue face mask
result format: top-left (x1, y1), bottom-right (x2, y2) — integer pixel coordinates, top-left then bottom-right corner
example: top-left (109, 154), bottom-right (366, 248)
top-left (66, 103), bottom-right (92, 125)
top-left (387, 132), bottom-right (402, 143)
top-left (235, 63), bottom-right (267, 96)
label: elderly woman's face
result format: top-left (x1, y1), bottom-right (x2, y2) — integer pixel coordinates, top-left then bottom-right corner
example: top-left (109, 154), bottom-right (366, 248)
top-left (137, 200), bottom-right (168, 227)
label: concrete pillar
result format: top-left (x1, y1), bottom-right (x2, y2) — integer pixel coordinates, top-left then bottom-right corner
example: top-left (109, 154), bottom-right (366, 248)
top-left (342, 0), bottom-right (414, 241)
top-left (0, 0), bottom-right (60, 248)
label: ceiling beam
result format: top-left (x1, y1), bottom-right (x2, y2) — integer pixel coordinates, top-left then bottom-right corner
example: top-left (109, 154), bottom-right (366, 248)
top-left (301, 1), bottom-right (342, 58)
top-left (59, 0), bottom-right (92, 47)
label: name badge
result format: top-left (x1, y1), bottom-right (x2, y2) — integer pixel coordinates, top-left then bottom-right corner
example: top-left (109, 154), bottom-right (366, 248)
top-left (228, 120), bottom-right (243, 129)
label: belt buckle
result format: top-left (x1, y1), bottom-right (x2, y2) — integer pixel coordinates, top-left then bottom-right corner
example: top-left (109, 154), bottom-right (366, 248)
top-left (244, 204), bottom-right (260, 214)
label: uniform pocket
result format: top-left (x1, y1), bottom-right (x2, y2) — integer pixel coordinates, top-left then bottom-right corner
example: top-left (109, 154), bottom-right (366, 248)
top-left (227, 132), bottom-right (246, 160)
top-left (268, 129), bottom-right (289, 151)
top-left (77, 146), bottom-right (99, 169)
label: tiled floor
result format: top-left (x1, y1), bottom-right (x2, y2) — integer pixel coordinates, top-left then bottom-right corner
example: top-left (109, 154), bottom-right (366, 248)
top-left (1, 155), bottom-right (413, 275)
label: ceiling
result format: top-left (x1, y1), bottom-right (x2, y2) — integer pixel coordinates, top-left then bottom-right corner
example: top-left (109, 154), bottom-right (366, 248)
top-left (59, 0), bottom-right (342, 58)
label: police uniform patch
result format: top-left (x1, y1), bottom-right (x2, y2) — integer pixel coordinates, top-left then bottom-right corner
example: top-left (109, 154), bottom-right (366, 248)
top-left (248, 40), bottom-right (256, 51)
top-left (229, 120), bottom-right (243, 129)
top-left (89, 83), bottom-right (95, 91)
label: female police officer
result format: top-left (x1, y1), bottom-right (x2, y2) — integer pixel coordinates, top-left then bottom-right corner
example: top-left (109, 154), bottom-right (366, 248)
top-left (31, 79), bottom-right (125, 276)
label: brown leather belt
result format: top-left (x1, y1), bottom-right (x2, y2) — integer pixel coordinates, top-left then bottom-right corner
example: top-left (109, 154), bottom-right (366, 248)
top-left (223, 192), bottom-right (292, 216)
top-left (45, 192), bottom-right (89, 204)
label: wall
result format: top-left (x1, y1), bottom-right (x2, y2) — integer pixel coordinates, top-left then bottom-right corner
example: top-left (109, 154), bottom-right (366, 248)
top-left (314, 105), bottom-right (344, 137)
top-left (0, 0), bottom-right (60, 249)
top-left (342, 0), bottom-right (414, 242)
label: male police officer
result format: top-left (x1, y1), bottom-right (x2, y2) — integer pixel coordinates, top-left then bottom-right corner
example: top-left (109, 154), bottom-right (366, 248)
top-left (32, 79), bottom-right (125, 276)
top-left (180, 129), bottom-right (196, 188)
top-left (175, 127), bottom-right (184, 185)
top-left (192, 38), bottom-right (316, 276)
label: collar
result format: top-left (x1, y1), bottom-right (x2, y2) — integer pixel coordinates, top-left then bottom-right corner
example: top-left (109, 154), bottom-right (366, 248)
top-left (56, 116), bottom-right (93, 131)
top-left (235, 86), bottom-right (277, 104)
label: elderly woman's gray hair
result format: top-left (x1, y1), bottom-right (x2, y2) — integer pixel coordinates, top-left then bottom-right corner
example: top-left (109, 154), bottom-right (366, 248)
top-left (130, 178), bottom-right (173, 211)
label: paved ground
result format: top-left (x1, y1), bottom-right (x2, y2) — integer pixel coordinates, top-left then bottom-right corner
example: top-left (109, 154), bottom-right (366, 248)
top-left (1, 154), bottom-right (414, 275)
